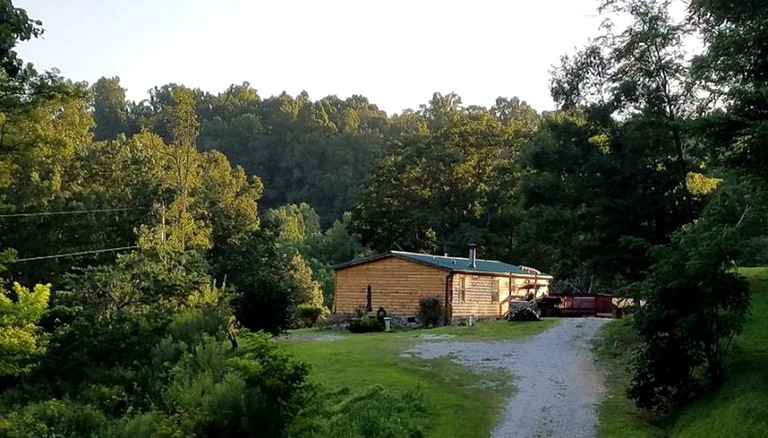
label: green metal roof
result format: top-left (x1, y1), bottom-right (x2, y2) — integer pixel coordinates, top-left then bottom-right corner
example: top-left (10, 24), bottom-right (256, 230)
top-left (334, 250), bottom-right (552, 278)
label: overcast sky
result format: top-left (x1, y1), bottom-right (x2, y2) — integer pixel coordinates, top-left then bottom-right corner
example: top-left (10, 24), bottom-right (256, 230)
top-left (15, 0), bottom-right (605, 114)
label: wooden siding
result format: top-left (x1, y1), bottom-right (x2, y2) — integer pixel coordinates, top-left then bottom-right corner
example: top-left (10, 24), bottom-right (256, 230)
top-left (334, 256), bottom-right (447, 315)
top-left (451, 275), bottom-right (552, 318)
top-left (451, 274), bottom-right (505, 318)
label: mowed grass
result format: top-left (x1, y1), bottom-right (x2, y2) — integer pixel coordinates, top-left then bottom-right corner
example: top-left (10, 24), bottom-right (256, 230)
top-left (278, 319), bottom-right (560, 438)
top-left (595, 318), bottom-right (665, 438)
top-left (427, 318), bottom-right (561, 341)
top-left (595, 267), bottom-right (768, 438)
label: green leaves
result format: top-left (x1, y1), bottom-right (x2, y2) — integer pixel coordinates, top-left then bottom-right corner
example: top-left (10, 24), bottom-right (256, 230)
top-left (629, 178), bottom-right (764, 410)
top-left (0, 0), bottom-right (43, 78)
top-left (0, 282), bottom-right (50, 376)
top-left (352, 94), bottom-right (531, 256)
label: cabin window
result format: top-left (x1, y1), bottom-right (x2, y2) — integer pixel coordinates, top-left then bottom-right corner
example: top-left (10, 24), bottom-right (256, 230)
top-left (491, 279), bottom-right (499, 302)
top-left (459, 276), bottom-right (466, 302)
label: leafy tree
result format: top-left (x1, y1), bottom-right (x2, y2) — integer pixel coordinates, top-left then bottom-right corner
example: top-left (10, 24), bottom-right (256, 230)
top-left (0, 0), bottom-right (42, 79)
top-left (197, 150), bottom-right (262, 274)
top-left (0, 282), bottom-right (50, 377)
top-left (0, 4), bottom-right (320, 436)
top-left (225, 205), bottom-right (328, 332)
top-left (262, 204), bottom-right (369, 309)
top-left (622, 0), bottom-right (768, 411)
top-left (193, 89), bottom-right (390, 226)
top-left (515, 107), bottom-right (696, 290)
top-left (688, 0), bottom-right (768, 183)
top-left (37, 233), bottom-right (215, 391)
top-left (524, 0), bottom-right (704, 291)
top-left (0, 80), bottom-right (96, 285)
top-left (91, 76), bottom-right (132, 141)
top-left (629, 179), bottom-right (763, 409)
top-left (227, 227), bottom-right (301, 335)
top-left (0, 0), bottom-right (70, 204)
top-left (551, 0), bottom-right (694, 196)
top-left (352, 93), bottom-right (531, 257)
top-left (267, 203), bottom-right (322, 255)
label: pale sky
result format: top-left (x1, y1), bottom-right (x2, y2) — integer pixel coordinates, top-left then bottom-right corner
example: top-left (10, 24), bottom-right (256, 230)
top-left (15, 0), bottom-right (606, 115)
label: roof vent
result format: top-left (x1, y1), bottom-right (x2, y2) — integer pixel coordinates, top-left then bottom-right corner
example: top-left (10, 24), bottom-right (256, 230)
top-left (468, 243), bottom-right (477, 268)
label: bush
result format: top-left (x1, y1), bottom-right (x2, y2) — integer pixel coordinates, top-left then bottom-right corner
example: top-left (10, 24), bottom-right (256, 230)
top-left (102, 412), bottom-right (163, 438)
top-left (150, 334), bottom-right (314, 437)
top-left (296, 304), bottom-right (324, 328)
top-left (0, 399), bottom-right (107, 438)
top-left (418, 298), bottom-right (441, 328)
top-left (168, 307), bottom-right (229, 344)
top-left (348, 316), bottom-right (383, 333)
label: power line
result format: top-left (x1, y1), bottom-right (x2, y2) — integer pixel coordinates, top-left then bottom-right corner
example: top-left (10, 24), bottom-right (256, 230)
top-left (14, 246), bottom-right (139, 262)
top-left (0, 207), bottom-right (149, 218)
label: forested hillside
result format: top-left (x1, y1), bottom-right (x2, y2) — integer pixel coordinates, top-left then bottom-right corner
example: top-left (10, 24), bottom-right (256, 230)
top-left (0, 0), bottom-right (767, 436)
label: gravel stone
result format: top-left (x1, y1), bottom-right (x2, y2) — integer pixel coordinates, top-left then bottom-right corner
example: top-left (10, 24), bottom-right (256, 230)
top-left (410, 317), bottom-right (610, 438)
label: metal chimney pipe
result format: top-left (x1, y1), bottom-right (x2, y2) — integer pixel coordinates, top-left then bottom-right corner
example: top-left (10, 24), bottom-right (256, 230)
top-left (468, 243), bottom-right (477, 268)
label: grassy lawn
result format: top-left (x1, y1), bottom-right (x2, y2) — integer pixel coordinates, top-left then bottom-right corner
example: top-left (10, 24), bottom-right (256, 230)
top-left (276, 319), bottom-right (560, 438)
top-left (426, 317), bottom-right (561, 341)
top-left (594, 318), bottom-right (665, 438)
top-left (595, 267), bottom-right (768, 438)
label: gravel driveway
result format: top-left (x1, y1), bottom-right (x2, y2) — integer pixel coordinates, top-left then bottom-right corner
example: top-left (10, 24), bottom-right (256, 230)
top-left (408, 317), bottom-right (610, 438)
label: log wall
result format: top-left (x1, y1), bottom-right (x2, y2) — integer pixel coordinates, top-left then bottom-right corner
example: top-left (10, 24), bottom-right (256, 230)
top-left (333, 256), bottom-right (447, 315)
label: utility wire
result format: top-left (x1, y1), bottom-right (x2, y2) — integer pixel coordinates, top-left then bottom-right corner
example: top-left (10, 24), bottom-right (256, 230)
top-left (14, 246), bottom-right (139, 262)
top-left (0, 207), bottom-right (149, 218)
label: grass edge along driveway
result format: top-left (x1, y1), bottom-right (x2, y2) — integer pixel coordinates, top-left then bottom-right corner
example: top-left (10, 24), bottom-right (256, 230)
top-left (280, 318), bottom-right (561, 438)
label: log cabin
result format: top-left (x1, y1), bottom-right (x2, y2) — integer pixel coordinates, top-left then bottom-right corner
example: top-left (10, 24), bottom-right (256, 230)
top-left (333, 244), bottom-right (552, 322)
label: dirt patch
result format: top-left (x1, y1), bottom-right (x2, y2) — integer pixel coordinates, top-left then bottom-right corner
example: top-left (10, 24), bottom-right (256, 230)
top-left (409, 317), bottom-right (610, 438)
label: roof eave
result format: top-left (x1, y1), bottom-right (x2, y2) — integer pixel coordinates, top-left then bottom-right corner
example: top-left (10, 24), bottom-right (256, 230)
top-left (333, 250), bottom-right (553, 279)
top-left (332, 252), bottom-right (392, 270)
top-left (450, 269), bottom-right (554, 279)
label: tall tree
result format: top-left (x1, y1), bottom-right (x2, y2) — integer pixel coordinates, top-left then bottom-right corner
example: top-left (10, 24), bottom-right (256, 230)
top-left (150, 86), bottom-right (209, 251)
top-left (552, 0), bottom-right (694, 198)
top-left (689, 0), bottom-right (768, 183)
top-left (91, 76), bottom-right (130, 140)
top-left (525, 0), bottom-right (704, 291)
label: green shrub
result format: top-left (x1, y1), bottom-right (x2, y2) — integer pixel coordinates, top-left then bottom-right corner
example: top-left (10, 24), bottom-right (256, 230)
top-left (0, 399), bottom-right (107, 438)
top-left (296, 304), bottom-right (324, 328)
top-left (348, 316), bottom-right (383, 333)
top-left (418, 297), bottom-right (442, 328)
top-left (102, 412), bottom-right (163, 438)
top-left (155, 334), bottom-right (313, 437)
top-left (167, 306), bottom-right (228, 344)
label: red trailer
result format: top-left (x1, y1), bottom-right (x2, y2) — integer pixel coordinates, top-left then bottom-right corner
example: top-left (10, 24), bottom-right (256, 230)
top-left (554, 293), bottom-right (617, 317)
